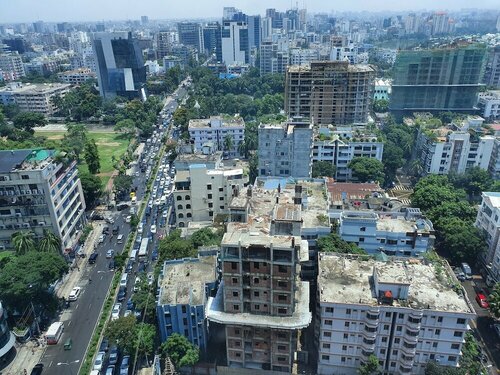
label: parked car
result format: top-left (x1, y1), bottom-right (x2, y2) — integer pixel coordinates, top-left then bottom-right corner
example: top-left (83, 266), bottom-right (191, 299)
top-left (68, 287), bottom-right (81, 301)
top-left (89, 252), bottom-right (98, 264)
top-left (93, 352), bottom-right (105, 371)
top-left (120, 355), bottom-right (130, 375)
top-left (461, 263), bottom-right (473, 280)
top-left (99, 338), bottom-right (109, 353)
top-left (151, 249), bottom-right (158, 261)
top-left (476, 292), bottom-right (489, 308)
top-left (30, 363), bottom-right (44, 375)
top-left (109, 345), bottom-right (119, 366)
top-left (150, 224), bottom-right (157, 234)
top-left (105, 366), bottom-right (115, 375)
top-left (111, 303), bottom-right (121, 320)
top-left (117, 287), bottom-right (127, 302)
top-left (98, 235), bottom-right (105, 244)
top-left (108, 260), bottom-right (116, 270)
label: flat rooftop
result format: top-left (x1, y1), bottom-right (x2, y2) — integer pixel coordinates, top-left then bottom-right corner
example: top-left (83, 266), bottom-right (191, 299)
top-left (0, 149), bottom-right (54, 174)
top-left (158, 256), bottom-right (217, 306)
top-left (0, 82), bottom-right (71, 94)
top-left (188, 115), bottom-right (244, 129)
top-left (483, 192), bottom-right (500, 209)
top-left (318, 253), bottom-right (475, 314)
top-left (326, 179), bottom-right (384, 203)
top-left (341, 211), bottom-right (433, 233)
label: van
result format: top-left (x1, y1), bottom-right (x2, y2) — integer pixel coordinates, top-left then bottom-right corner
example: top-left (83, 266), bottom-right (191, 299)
top-left (120, 274), bottom-right (128, 288)
top-left (117, 234), bottom-right (124, 244)
top-left (130, 249), bottom-right (138, 262)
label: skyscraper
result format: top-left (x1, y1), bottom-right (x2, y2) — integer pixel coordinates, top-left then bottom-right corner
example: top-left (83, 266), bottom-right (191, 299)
top-left (177, 22), bottom-right (203, 53)
top-left (92, 32), bottom-right (146, 99)
top-left (390, 43), bottom-right (487, 117)
top-left (221, 21), bottom-right (249, 65)
top-left (247, 15), bottom-right (262, 51)
top-left (202, 22), bottom-right (222, 62)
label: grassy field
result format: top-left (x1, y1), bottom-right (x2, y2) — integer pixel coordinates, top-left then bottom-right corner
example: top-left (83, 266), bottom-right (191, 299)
top-left (35, 129), bottom-right (130, 187)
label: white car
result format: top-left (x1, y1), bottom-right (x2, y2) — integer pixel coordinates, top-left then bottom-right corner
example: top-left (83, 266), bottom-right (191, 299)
top-left (133, 276), bottom-right (141, 292)
top-left (93, 352), bottom-right (105, 371)
top-left (68, 287), bottom-right (81, 301)
top-left (137, 223), bottom-right (143, 235)
top-left (106, 249), bottom-right (114, 259)
top-left (162, 211), bottom-right (168, 218)
top-left (98, 235), bottom-right (105, 244)
top-left (147, 272), bottom-right (154, 286)
top-left (125, 215), bottom-right (131, 223)
top-left (111, 303), bottom-right (121, 320)
top-left (154, 199), bottom-right (161, 205)
top-left (151, 224), bottom-right (157, 234)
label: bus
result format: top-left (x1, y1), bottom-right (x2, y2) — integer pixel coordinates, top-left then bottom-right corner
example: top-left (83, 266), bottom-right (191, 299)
top-left (45, 321), bottom-right (64, 344)
top-left (138, 238), bottom-right (149, 258)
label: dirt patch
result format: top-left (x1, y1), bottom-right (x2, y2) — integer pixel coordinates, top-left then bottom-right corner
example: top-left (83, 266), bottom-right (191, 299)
top-left (95, 142), bottom-right (121, 147)
top-left (44, 135), bottom-right (64, 140)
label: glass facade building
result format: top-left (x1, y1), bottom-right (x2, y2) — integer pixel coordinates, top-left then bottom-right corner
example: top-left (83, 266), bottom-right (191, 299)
top-left (0, 302), bottom-right (14, 359)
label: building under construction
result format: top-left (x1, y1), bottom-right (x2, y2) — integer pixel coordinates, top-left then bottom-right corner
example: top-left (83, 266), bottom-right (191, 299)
top-left (284, 61), bottom-right (375, 125)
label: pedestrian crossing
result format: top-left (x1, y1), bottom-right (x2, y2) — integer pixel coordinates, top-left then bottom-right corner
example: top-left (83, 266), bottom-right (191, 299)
top-left (390, 185), bottom-right (413, 192)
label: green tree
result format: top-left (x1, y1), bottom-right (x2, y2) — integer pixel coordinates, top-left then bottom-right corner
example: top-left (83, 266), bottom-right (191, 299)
top-left (114, 119), bottom-right (136, 140)
top-left (135, 323), bottom-right (156, 358)
top-left (84, 139), bottom-right (101, 174)
top-left (449, 167), bottom-right (493, 200)
top-left (426, 201), bottom-right (477, 227)
top-left (312, 161), bottom-right (336, 178)
top-left (105, 315), bottom-right (138, 354)
top-left (348, 157), bottom-right (384, 183)
top-left (13, 112), bottom-right (48, 134)
top-left (0, 251), bottom-right (68, 313)
top-left (38, 229), bottom-right (61, 253)
top-left (190, 228), bottom-right (223, 248)
top-left (411, 175), bottom-right (463, 212)
top-left (489, 282), bottom-right (500, 319)
top-left (424, 361), bottom-right (463, 375)
top-left (158, 230), bottom-right (196, 261)
top-left (317, 233), bottom-right (366, 254)
top-left (114, 174), bottom-right (134, 199)
top-left (62, 123), bottom-right (88, 161)
top-left (11, 230), bottom-right (36, 255)
top-left (358, 354), bottom-right (380, 375)
top-left (223, 134), bottom-right (233, 153)
top-left (382, 142), bottom-right (404, 182)
top-left (438, 218), bottom-right (487, 264)
top-left (373, 98), bottom-right (389, 113)
top-left (160, 333), bottom-right (200, 368)
top-left (79, 171), bottom-right (103, 208)
top-left (248, 153), bottom-right (258, 184)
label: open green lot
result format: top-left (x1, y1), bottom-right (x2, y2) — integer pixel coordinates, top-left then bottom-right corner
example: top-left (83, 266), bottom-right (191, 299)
top-left (35, 129), bottom-right (130, 187)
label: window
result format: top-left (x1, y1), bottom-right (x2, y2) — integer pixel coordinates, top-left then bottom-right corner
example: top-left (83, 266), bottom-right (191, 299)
top-left (454, 331), bottom-right (463, 338)
top-left (219, 197), bottom-right (224, 201)
top-left (396, 326), bottom-right (402, 332)
top-left (343, 333), bottom-right (348, 339)
top-left (207, 184), bottom-right (212, 190)
top-left (219, 187), bottom-right (224, 192)
top-left (232, 291), bottom-right (238, 297)
top-left (394, 338), bottom-right (400, 344)
top-left (382, 337), bottom-right (387, 342)
top-left (185, 195), bottom-right (190, 200)
top-left (345, 322), bottom-right (350, 328)
top-left (220, 205), bottom-right (225, 209)
top-left (325, 307), bottom-right (334, 313)
top-left (325, 320), bottom-right (332, 326)
top-left (278, 294), bottom-right (287, 302)
top-left (278, 345), bottom-right (287, 350)
top-left (433, 342), bottom-right (438, 348)
top-left (384, 324), bottom-right (389, 330)
top-left (346, 308), bottom-right (351, 315)
top-left (278, 265), bottom-right (288, 273)
top-left (208, 194), bottom-right (212, 199)
top-left (435, 329), bottom-right (441, 335)
top-left (451, 344), bottom-right (460, 350)
top-left (232, 277), bottom-right (238, 284)
top-left (254, 304), bottom-right (260, 310)
top-left (322, 355), bottom-right (330, 361)
top-left (177, 204), bottom-right (183, 209)
top-left (21, 175), bottom-right (29, 180)
top-left (253, 277), bottom-right (259, 284)
top-left (448, 356), bottom-right (457, 362)
top-left (233, 304), bottom-right (239, 311)
top-left (231, 262), bottom-right (237, 270)
top-left (380, 349), bottom-right (386, 354)
top-left (234, 329), bottom-right (240, 334)
top-left (341, 357), bottom-right (346, 363)
top-left (324, 331), bottom-right (332, 338)
top-left (390, 362), bottom-right (396, 367)
top-left (323, 343), bottom-right (330, 349)
top-left (234, 341), bottom-right (241, 347)
top-left (278, 308), bottom-right (287, 314)
top-left (254, 262), bottom-right (260, 269)
top-left (342, 345), bottom-right (347, 351)
top-left (359, 237), bottom-right (364, 242)
top-left (437, 316), bottom-right (443, 323)
top-left (399, 313), bottom-right (404, 319)
top-left (393, 350), bottom-right (398, 355)
top-left (360, 227), bottom-right (366, 232)
top-left (457, 318), bottom-right (466, 325)
top-left (430, 354), bottom-right (435, 360)
top-left (278, 281), bottom-right (288, 288)
top-left (385, 312), bottom-right (391, 318)
top-left (208, 203), bottom-right (213, 208)
top-left (254, 291), bottom-right (259, 297)
top-left (186, 204), bottom-right (191, 209)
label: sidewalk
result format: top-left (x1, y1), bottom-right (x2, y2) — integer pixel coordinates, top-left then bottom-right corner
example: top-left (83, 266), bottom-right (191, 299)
top-left (1, 339), bottom-right (47, 375)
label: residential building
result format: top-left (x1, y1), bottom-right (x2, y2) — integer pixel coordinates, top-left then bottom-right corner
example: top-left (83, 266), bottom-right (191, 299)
top-left (163, 56), bottom-right (184, 70)
top-left (484, 46), bottom-right (500, 89)
top-left (390, 43), bottom-right (487, 117)
top-left (174, 150), bottom-right (223, 172)
top-left (258, 118), bottom-right (313, 178)
top-left (339, 209), bottom-right (434, 256)
top-left (188, 116), bottom-right (245, 158)
top-left (157, 256), bottom-right (218, 351)
top-left (415, 126), bottom-right (495, 175)
top-left (156, 30), bottom-right (173, 59)
top-left (173, 164), bottom-right (247, 227)
top-left (259, 40), bottom-right (288, 75)
top-left (330, 42), bottom-right (369, 65)
top-left (374, 79), bottom-right (392, 101)
top-left (0, 82), bottom-right (71, 115)
top-left (0, 52), bottom-right (25, 81)
top-left (57, 68), bottom-right (96, 84)
top-left (316, 253), bottom-right (475, 375)
top-left (92, 32), bottom-right (146, 99)
top-left (312, 127), bottom-right (384, 182)
top-left (206, 182), bottom-right (313, 373)
top-left (221, 20), bottom-right (249, 65)
top-left (489, 139), bottom-right (500, 180)
top-left (0, 302), bottom-right (15, 362)
top-left (285, 61), bottom-right (375, 125)
top-left (475, 192), bottom-right (500, 282)
top-left (289, 48), bottom-right (319, 66)
top-left (478, 90), bottom-right (500, 120)
top-left (177, 22), bottom-right (204, 54)
top-left (0, 149), bottom-right (86, 250)
top-left (202, 22), bottom-right (222, 62)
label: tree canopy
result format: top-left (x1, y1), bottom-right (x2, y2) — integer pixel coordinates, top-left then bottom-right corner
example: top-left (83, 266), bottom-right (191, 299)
top-left (312, 161), bottom-right (336, 178)
top-left (84, 139), bottom-right (100, 174)
top-left (13, 112), bottom-right (48, 134)
top-left (79, 171), bottom-right (103, 208)
top-left (488, 282), bottom-right (500, 319)
top-left (317, 233), bottom-right (366, 255)
top-left (160, 333), bottom-right (200, 369)
top-left (348, 157), bottom-right (384, 183)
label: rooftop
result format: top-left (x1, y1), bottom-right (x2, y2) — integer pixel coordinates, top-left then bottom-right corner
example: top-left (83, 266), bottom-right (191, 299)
top-left (326, 179), bottom-right (385, 204)
top-left (318, 253), bottom-right (475, 314)
top-left (0, 82), bottom-right (71, 94)
top-left (158, 256), bottom-right (217, 306)
top-left (188, 115), bottom-right (245, 129)
top-left (0, 149), bottom-right (54, 174)
top-left (341, 211), bottom-right (433, 233)
top-left (483, 191), bottom-right (500, 209)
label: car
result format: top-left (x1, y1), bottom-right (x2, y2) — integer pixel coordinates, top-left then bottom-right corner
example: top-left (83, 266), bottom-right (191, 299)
top-left (120, 355), bottom-right (130, 375)
top-left (89, 252), bottom-right (98, 264)
top-left (126, 298), bottom-right (134, 310)
top-left (125, 215), bottom-right (132, 223)
top-left (137, 223), bottom-right (143, 235)
top-left (111, 303), bottom-right (121, 320)
top-left (125, 260), bottom-right (133, 273)
top-left (98, 235), bottom-right (105, 244)
top-left (130, 207), bottom-right (136, 215)
top-left (138, 262), bottom-right (146, 273)
top-left (112, 226), bottom-right (119, 235)
top-left (162, 210), bottom-right (168, 218)
top-left (99, 338), bottom-right (109, 353)
top-left (134, 276), bottom-right (141, 292)
top-left (117, 286), bottom-right (127, 302)
top-left (116, 203), bottom-right (130, 211)
top-left (476, 292), bottom-right (489, 308)
top-left (147, 272), bottom-right (154, 286)
top-left (124, 309), bottom-right (133, 317)
top-left (105, 217), bottom-right (115, 225)
top-left (461, 262), bottom-right (473, 280)
top-left (106, 249), bottom-right (115, 259)
top-left (68, 287), bottom-right (81, 301)
top-left (93, 352), bottom-right (105, 371)
top-left (154, 198), bottom-right (161, 205)
top-left (152, 249), bottom-right (158, 261)
top-left (109, 345), bottom-right (119, 365)
top-left (103, 227), bottom-right (110, 235)
top-left (106, 366), bottom-right (116, 375)
top-left (151, 224), bottom-right (157, 234)
top-left (77, 247), bottom-right (86, 258)
top-left (455, 271), bottom-right (466, 282)
top-left (30, 363), bottom-right (44, 375)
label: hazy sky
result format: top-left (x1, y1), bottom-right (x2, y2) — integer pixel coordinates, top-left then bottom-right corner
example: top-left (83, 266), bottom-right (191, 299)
top-left (0, 0), bottom-right (498, 23)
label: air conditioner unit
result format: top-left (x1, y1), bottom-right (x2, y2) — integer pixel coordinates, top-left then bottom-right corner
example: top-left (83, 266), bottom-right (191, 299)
top-left (20, 190), bottom-right (25, 195)
top-left (22, 223), bottom-right (30, 228)
top-left (15, 213), bottom-right (21, 217)
top-left (39, 221), bottom-right (46, 226)
top-left (14, 224), bottom-right (21, 229)
top-left (32, 189), bottom-right (38, 194)
top-left (26, 190), bottom-right (32, 195)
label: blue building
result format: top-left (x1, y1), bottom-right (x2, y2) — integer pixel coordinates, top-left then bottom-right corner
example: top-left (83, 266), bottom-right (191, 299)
top-left (156, 256), bottom-right (218, 351)
top-left (0, 302), bottom-right (14, 361)
top-left (339, 209), bottom-right (435, 257)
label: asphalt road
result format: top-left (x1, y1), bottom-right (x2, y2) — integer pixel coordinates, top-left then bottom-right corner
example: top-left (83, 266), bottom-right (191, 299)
top-left (38, 79), bottom-right (188, 375)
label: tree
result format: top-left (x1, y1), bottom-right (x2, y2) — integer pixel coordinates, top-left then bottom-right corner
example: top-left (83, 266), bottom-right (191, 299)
top-left (358, 354), bottom-right (380, 375)
top-left (317, 233), bottom-right (366, 255)
top-left (135, 323), bottom-right (156, 358)
top-left (0, 251), bottom-right (68, 313)
top-left (190, 228), bottom-right (223, 248)
top-left (79, 172), bottom-right (103, 208)
top-left (449, 167), bottom-right (493, 200)
top-left (105, 316), bottom-right (138, 354)
top-left (38, 229), bottom-right (61, 253)
top-left (426, 201), bottom-right (477, 227)
top-left (160, 333), bottom-right (200, 368)
top-left (248, 153), bottom-right (258, 184)
top-left (13, 112), bottom-right (47, 134)
top-left (62, 124), bottom-right (88, 161)
top-left (84, 139), bottom-right (101, 174)
top-left (489, 283), bottom-right (500, 319)
top-left (113, 174), bottom-right (134, 200)
top-left (312, 161), bottom-right (336, 178)
top-left (382, 142), bottom-right (404, 182)
top-left (158, 230), bottom-right (196, 261)
top-left (348, 157), bottom-right (384, 183)
top-left (223, 134), bottom-right (233, 152)
top-left (438, 218), bottom-right (487, 264)
top-left (114, 119), bottom-right (136, 140)
top-left (373, 99), bottom-right (389, 113)
top-left (411, 175), bottom-right (464, 212)
top-left (425, 361), bottom-right (463, 375)
top-left (11, 230), bottom-right (36, 255)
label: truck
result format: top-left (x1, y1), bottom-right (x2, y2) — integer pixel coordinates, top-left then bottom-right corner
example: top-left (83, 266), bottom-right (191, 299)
top-left (138, 237), bottom-right (149, 258)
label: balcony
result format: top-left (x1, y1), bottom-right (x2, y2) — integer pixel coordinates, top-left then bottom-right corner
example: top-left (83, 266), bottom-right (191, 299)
top-left (399, 364), bottom-right (413, 374)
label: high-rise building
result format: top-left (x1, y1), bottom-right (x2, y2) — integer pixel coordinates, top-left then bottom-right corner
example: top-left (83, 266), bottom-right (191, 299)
top-left (221, 21), bottom-right (249, 65)
top-left (247, 15), bottom-right (261, 51)
top-left (0, 149), bottom-right (86, 250)
top-left (2, 37), bottom-right (31, 54)
top-left (484, 46), bottom-right (500, 89)
top-left (259, 40), bottom-right (288, 75)
top-left (390, 44), bottom-right (487, 117)
top-left (177, 22), bottom-right (203, 53)
top-left (0, 52), bottom-right (25, 81)
top-left (285, 61), bottom-right (375, 125)
top-left (316, 253), bottom-right (475, 375)
top-left (33, 21), bottom-right (45, 33)
top-left (202, 22), bottom-right (222, 62)
top-left (92, 32), bottom-right (146, 99)
top-left (156, 30), bottom-right (173, 60)
top-left (258, 118), bottom-right (313, 178)
top-left (141, 16), bottom-right (149, 25)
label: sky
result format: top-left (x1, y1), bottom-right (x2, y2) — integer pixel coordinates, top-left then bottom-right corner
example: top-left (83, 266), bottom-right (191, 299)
top-left (0, 0), bottom-right (498, 23)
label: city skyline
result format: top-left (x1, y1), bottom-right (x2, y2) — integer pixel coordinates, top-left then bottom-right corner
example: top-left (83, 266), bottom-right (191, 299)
top-left (1, 0), bottom-right (499, 23)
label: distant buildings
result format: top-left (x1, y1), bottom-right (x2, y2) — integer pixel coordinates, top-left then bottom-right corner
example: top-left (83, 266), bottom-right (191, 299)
top-left (92, 32), bottom-right (146, 99)
top-left (285, 61), bottom-right (375, 125)
top-left (259, 40), bottom-right (288, 75)
top-left (202, 22), bottom-right (222, 62)
top-left (177, 22), bottom-right (204, 54)
top-left (478, 90), bottom-right (500, 120)
top-left (316, 253), bottom-right (475, 375)
top-left (57, 68), bottom-right (96, 84)
top-left (391, 44), bottom-right (487, 117)
top-left (0, 149), bottom-right (86, 251)
top-left (0, 82), bottom-right (71, 116)
top-left (157, 255), bottom-right (218, 351)
top-left (0, 52), bottom-right (25, 81)
top-left (374, 79), bottom-right (392, 101)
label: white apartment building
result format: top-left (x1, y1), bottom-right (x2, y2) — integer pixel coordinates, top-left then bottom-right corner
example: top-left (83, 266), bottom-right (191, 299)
top-left (173, 164), bottom-right (247, 227)
top-left (374, 79), bottom-right (392, 101)
top-left (0, 149), bottom-right (86, 251)
top-left (415, 128), bottom-right (495, 175)
top-left (313, 127), bottom-right (384, 182)
top-left (316, 253), bottom-right (475, 375)
top-left (0, 82), bottom-right (71, 116)
top-left (330, 43), bottom-right (369, 64)
top-left (289, 48), bottom-right (320, 66)
top-left (478, 91), bottom-right (500, 120)
top-left (188, 116), bottom-right (245, 158)
top-left (57, 68), bottom-right (96, 84)
top-left (0, 53), bottom-right (25, 81)
top-left (475, 192), bottom-right (500, 282)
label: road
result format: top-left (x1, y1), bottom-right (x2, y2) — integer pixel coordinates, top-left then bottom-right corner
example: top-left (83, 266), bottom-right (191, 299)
top-left (38, 78), bottom-right (189, 375)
